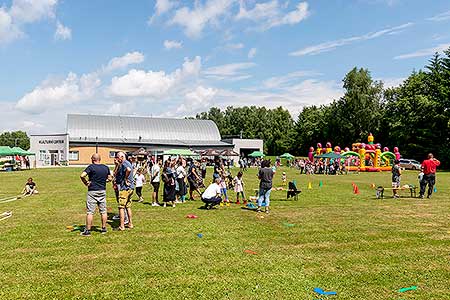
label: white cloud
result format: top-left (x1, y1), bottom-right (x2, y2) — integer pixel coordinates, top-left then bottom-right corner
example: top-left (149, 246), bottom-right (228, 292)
top-left (106, 101), bottom-right (136, 115)
top-left (54, 21), bottom-right (71, 40)
top-left (104, 51), bottom-right (145, 72)
top-left (15, 72), bottom-right (101, 114)
top-left (236, 0), bottom-right (309, 30)
top-left (149, 0), bottom-right (177, 23)
top-left (9, 0), bottom-right (58, 24)
top-left (248, 47), bottom-right (257, 58)
top-left (379, 77), bottom-right (405, 88)
top-left (204, 62), bottom-right (256, 80)
top-left (226, 42), bottom-right (244, 49)
top-left (169, 0), bottom-right (235, 38)
top-left (176, 86), bottom-right (217, 114)
top-left (214, 78), bottom-right (342, 116)
top-left (0, 8), bottom-right (21, 43)
top-left (394, 43), bottom-right (450, 60)
top-left (0, 0), bottom-right (59, 44)
top-left (164, 39), bottom-right (183, 50)
top-left (108, 56), bottom-right (201, 98)
top-left (262, 70), bottom-right (321, 89)
top-left (428, 10), bottom-right (450, 22)
top-left (290, 22), bottom-right (414, 56)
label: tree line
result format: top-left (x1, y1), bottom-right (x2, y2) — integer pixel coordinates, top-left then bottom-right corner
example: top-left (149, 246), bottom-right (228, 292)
top-left (195, 48), bottom-right (450, 168)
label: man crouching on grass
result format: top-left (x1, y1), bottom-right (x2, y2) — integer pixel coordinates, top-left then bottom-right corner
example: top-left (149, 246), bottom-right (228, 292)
top-left (80, 153), bottom-right (113, 236)
top-left (201, 174), bottom-right (222, 210)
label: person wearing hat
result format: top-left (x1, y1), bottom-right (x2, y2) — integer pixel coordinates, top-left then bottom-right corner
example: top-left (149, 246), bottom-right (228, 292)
top-left (391, 159), bottom-right (402, 198)
top-left (201, 174), bottom-right (222, 209)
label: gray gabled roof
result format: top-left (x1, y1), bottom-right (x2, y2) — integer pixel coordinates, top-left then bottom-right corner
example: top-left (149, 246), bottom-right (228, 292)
top-left (67, 114), bottom-right (222, 143)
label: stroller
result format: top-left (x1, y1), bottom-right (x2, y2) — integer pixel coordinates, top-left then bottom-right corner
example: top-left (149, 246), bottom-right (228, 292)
top-left (287, 180), bottom-right (301, 200)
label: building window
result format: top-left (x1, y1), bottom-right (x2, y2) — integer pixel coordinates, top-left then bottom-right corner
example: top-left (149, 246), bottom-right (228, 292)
top-left (69, 151), bottom-right (79, 161)
top-left (39, 150), bottom-right (46, 161)
top-left (109, 151), bottom-right (117, 158)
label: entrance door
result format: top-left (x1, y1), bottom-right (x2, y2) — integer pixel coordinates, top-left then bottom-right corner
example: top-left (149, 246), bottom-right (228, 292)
top-left (49, 150), bottom-right (59, 166)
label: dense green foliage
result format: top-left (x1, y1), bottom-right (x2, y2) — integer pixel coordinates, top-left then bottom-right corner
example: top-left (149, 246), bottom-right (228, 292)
top-left (1, 167), bottom-right (449, 299)
top-left (0, 130), bottom-right (30, 150)
top-left (196, 106), bottom-right (294, 155)
top-left (196, 49), bottom-right (450, 167)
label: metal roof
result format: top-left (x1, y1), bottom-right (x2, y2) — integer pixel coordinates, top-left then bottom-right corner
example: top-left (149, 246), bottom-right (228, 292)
top-left (67, 114), bottom-right (222, 142)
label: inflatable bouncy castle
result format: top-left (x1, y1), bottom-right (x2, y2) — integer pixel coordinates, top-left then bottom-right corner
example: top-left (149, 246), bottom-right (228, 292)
top-left (309, 133), bottom-right (400, 172)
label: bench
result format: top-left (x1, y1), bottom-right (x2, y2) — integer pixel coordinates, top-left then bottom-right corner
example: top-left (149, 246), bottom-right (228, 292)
top-left (376, 184), bottom-right (417, 199)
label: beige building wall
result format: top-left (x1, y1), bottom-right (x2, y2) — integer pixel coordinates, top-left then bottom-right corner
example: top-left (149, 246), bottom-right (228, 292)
top-left (69, 146), bottom-right (137, 165)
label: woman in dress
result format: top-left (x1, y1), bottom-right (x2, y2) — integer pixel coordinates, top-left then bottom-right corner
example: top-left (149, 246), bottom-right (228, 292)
top-left (162, 160), bottom-right (176, 207)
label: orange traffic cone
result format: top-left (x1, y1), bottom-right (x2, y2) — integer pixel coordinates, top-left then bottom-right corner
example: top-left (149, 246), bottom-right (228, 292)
top-left (353, 184), bottom-right (360, 194)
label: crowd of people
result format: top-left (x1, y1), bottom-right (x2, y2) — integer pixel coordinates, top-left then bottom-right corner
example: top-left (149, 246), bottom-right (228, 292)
top-left (78, 151), bottom-right (278, 236)
top-left (77, 150), bottom-right (440, 236)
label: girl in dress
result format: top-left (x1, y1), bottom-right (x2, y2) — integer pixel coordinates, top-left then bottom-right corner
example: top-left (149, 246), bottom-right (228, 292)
top-left (234, 171), bottom-right (245, 204)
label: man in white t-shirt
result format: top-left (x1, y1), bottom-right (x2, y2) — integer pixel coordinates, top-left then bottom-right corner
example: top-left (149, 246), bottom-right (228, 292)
top-left (150, 158), bottom-right (162, 207)
top-left (201, 174), bottom-right (222, 210)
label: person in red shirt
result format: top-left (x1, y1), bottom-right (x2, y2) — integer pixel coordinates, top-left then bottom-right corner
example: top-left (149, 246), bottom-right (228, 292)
top-left (419, 153), bottom-right (440, 199)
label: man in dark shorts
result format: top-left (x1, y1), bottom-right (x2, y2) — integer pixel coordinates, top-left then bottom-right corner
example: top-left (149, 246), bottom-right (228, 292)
top-left (419, 153), bottom-right (440, 199)
top-left (151, 158), bottom-right (162, 206)
top-left (116, 151), bottom-right (134, 230)
top-left (80, 153), bottom-right (112, 236)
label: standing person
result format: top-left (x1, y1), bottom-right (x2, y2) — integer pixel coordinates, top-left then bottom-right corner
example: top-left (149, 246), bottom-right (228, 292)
top-left (299, 159), bottom-right (305, 175)
top-left (257, 160), bottom-right (274, 214)
top-left (176, 158), bottom-right (187, 203)
top-left (112, 156), bottom-right (129, 224)
top-left (134, 169), bottom-right (145, 202)
top-left (391, 159), bottom-right (402, 198)
top-left (162, 160), bottom-right (176, 207)
top-left (116, 152), bottom-right (134, 230)
top-left (150, 158), bottom-right (162, 207)
top-left (200, 159), bottom-right (207, 179)
top-left (234, 171), bottom-right (246, 204)
top-left (419, 153), bottom-right (441, 199)
top-left (187, 160), bottom-right (202, 200)
top-left (79, 154), bottom-right (112, 236)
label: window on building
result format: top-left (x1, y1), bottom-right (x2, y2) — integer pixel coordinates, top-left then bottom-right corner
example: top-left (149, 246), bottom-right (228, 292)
top-left (109, 151), bottom-right (117, 158)
top-left (39, 150), bottom-right (46, 161)
top-left (68, 151), bottom-right (79, 161)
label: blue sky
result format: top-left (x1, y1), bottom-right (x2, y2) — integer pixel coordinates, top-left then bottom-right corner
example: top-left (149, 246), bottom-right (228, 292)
top-left (1, 0), bottom-right (449, 133)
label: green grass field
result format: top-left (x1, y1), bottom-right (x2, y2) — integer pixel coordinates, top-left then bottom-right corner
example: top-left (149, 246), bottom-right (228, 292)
top-left (0, 167), bottom-right (449, 299)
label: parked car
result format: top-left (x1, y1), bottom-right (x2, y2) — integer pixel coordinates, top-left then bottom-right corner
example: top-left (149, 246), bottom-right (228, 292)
top-left (399, 158), bottom-right (421, 170)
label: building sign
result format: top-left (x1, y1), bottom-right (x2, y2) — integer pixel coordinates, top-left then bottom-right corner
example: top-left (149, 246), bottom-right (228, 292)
top-left (38, 140), bottom-right (65, 144)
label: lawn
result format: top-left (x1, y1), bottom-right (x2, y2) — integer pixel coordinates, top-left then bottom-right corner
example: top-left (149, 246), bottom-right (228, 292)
top-left (0, 167), bottom-right (449, 299)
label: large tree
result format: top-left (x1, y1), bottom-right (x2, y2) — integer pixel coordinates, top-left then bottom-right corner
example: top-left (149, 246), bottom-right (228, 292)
top-left (0, 131), bottom-right (30, 150)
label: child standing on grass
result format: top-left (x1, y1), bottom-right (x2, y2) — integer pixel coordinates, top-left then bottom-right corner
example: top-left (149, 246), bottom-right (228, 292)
top-left (219, 174), bottom-right (229, 205)
top-left (391, 159), bottom-right (402, 198)
top-left (134, 169), bottom-right (145, 202)
top-left (234, 171), bottom-right (246, 204)
top-left (281, 172), bottom-right (287, 186)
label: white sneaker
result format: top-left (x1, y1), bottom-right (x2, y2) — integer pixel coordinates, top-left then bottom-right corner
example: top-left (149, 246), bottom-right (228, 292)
top-left (151, 202), bottom-right (160, 207)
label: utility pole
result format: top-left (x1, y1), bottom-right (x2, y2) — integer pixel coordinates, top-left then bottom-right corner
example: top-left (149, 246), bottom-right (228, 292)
top-left (96, 137), bottom-right (98, 153)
